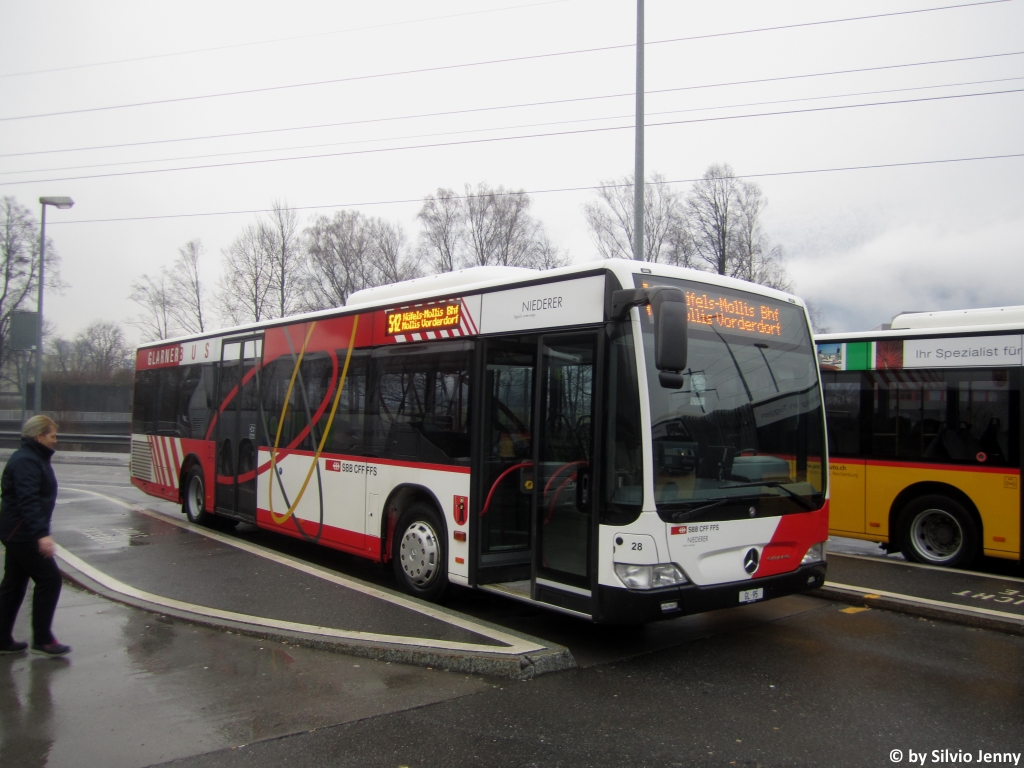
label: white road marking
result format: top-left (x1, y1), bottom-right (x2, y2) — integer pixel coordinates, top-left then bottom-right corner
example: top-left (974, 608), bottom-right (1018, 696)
top-left (830, 552), bottom-right (1024, 584)
top-left (62, 485), bottom-right (545, 655)
top-left (826, 581), bottom-right (1024, 625)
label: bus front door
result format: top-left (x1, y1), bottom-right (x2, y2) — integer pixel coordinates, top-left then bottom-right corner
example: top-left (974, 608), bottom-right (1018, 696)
top-left (214, 336), bottom-right (262, 522)
top-left (532, 332), bottom-right (597, 615)
top-left (476, 337), bottom-right (537, 585)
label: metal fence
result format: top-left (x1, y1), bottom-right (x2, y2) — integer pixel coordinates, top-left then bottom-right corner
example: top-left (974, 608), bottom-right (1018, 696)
top-left (0, 410), bottom-right (131, 423)
top-left (0, 431), bottom-right (130, 452)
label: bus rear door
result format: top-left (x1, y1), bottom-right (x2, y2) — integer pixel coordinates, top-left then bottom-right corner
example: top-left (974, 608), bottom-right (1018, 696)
top-left (214, 336), bottom-right (263, 522)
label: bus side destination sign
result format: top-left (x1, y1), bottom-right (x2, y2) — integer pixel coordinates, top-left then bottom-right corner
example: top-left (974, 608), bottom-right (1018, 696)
top-left (385, 301), bottom-right (461, 336)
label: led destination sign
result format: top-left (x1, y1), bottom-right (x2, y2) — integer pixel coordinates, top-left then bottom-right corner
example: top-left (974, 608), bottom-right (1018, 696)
top-left (385, 301), bottom-right (461, 336)
top-left (685, 291), bottom-right (783, 338)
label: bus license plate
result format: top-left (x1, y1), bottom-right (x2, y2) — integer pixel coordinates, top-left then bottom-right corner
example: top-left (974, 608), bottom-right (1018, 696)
top-left (739, 587), bottom-right (764, 604)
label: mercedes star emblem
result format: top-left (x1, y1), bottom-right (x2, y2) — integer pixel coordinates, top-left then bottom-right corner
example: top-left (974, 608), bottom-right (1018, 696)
top-left (743, 548), bottom-right (760, 575)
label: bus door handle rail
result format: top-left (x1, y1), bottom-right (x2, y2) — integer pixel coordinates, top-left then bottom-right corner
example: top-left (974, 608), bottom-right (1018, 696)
top-left (479, 461), bottom-right (533, 517)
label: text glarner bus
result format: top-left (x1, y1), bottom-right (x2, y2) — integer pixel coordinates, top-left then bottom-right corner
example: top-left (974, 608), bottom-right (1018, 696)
top-left (818, 306), bottom-right (1023, 568)
top-left (130, 260), bottom-right (828, 623)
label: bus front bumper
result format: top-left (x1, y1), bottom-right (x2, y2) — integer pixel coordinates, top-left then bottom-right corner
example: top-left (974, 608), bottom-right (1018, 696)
top-left (594, 563), bottom-right (827, 624)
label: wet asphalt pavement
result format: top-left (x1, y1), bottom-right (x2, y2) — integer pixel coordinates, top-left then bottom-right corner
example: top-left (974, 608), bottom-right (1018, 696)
top-left (1, 459), bottom-right (1022, 767)
top-left (166, 604), bottom-right (1024, 768)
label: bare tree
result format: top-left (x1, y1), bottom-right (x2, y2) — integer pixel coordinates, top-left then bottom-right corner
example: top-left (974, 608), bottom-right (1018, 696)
top-left (48, 320), bottom-right (133, 383)
top-left (584, 179), bottom-right (633, 260)
top-left (300, 210), bottom-right (374, 310)
top-left (464, 184), bottom-right (501, 267)
top-left (731, 181), bottom-right (791, 291)
top-left (584, 174), bottom-right (695, 265)
top-left (490, 186), bottom-right (540, 268)
top-left (688, 163), bottom-right (743, 276)
top-left (0, 197), bottom-right (47, 383)
top-left (369, 219), bottom-right (419, 285)
top-left (805, 300), bottom-right (829, 334)
top-left (464, 183), bottom-right (547, 268)
top-left (128, 271), bottom-right (174, 341)
top-left (168, 239), bottom-right (208, 334)
top-left (219, 224), bottom-right (275, 325)
top-left (48, 336), bottom-right (83, 380)
top-left (129, 238), bottom-right (210, 341)
top-left (218, 202), bottom-right (304, 325)
top-left (416, 189), bottom-right (463, 273)
top-left (265, 200), bottom-right (303, 318)
top-left (533, 231), bottom-right (572, 270)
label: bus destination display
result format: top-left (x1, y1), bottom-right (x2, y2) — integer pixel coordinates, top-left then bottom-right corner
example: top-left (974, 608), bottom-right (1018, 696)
top-left (686, 290), bottom-right (782, 338)
top-left (385, 301), bottom-right (461, 336)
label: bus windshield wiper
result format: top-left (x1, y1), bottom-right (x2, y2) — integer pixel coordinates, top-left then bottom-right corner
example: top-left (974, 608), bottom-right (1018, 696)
top-left (719, 480), bottom-right (816, 511)
top-left (668, 498), bottom-right (730, 522)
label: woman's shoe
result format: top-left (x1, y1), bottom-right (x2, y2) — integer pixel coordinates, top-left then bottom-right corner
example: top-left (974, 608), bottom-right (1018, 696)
top-left (0, 640), bottom-right (28, 654)
top-left (30, 641), bottom-right (70, 657)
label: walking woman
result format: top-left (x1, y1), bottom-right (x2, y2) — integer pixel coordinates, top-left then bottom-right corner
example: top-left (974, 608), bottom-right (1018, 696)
top-left (0, 415), bottom-right (69, 657)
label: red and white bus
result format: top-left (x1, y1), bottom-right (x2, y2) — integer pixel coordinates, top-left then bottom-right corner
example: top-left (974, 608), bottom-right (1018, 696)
top-left (130, 259), bottom-right (828, 623)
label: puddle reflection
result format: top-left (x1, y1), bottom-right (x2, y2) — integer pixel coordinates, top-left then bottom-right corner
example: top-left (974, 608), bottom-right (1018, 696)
top-left (0, 657), bottom-right (70, 768)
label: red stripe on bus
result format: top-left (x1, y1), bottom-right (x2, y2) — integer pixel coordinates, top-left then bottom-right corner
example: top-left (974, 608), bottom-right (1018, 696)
top-left (130, 476), bottom-right (177, 502)
top-left (754, 503), bottom-right (829, 579)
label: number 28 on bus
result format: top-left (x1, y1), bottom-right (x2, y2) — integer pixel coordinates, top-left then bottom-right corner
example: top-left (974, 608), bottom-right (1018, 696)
top-left (130, 259), bottom-right (828, 624)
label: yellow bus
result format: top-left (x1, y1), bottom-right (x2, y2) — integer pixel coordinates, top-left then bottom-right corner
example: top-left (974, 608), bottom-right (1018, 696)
top-left (817, 306), bottom-right (1022, 567)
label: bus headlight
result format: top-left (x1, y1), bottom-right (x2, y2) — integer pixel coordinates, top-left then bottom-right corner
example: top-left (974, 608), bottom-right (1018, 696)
top-left (801, 542), bottom-right (826, 565)
top-left (614, 563), bottom-right (688, 590)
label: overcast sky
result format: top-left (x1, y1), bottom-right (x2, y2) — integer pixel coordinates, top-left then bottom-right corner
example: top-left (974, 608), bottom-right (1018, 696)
top-left (2, 0), bottom-right (1022, 343)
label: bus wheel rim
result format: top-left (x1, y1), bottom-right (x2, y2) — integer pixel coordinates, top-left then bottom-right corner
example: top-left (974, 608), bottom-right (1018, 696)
top-left (910, 508), bottom-right (963, 563)
top-left (399, 521), bottom-right (439, 587)
top-left (188, 476), bottom-right (203, 518)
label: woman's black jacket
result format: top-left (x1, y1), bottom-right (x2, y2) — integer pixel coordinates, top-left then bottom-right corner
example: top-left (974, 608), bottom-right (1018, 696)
top-left (0, 437), bottom-right (58, 543)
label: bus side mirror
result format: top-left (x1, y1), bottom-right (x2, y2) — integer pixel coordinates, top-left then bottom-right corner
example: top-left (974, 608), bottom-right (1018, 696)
top-left (609, 286), bottom-right (688, 387)
top-left (650, 287), bottom-right (688, 375)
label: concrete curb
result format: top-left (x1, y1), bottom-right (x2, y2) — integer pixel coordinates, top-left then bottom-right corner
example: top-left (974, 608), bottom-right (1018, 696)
top-left (817, 583), bottom-right (1024, 636)
top-left (57, 557), bottom-right (576, 680)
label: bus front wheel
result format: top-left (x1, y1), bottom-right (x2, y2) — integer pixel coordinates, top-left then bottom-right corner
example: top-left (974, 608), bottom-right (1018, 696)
top-left (392, 503), bottom-right (449, 602)
top-left (182, 467), bottom-right (211, 526)
top-left (897, 495), bottom-right (979, 568)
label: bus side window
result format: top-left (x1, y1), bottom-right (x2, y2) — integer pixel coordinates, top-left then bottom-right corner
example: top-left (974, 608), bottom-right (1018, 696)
top-left (155, 367), bottom-right (184, 437)
top-left (865, 369), bottom-right (1018, 467)
top-left (317, 352), bottom-right (369, 455)
top-left (177, 364), bottom-right (212, 439)
top-left (368, 343), bottom-right (472, 465)
top-left (948, 370), bottom-right (1018, 466)
top-left (260, 354), bottom-right (331, 452)
top-left (132, 370), bottom-right (159, 434)
top-left (822, 372), bottom-right (862, 457)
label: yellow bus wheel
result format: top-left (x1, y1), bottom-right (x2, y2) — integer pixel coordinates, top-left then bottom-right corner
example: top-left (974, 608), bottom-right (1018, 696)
top-left (897, 495), bottom-right (979, 568)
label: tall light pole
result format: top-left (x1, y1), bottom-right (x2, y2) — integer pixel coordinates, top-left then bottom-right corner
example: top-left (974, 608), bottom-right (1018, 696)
top-left (633, 0), bottom-right (645, 261)
top-left (35, 196), bottom-right (74, 416)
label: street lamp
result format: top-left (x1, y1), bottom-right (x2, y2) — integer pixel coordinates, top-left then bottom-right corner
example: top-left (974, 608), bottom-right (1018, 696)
top-left (35, 196), bottom-right (74, 416)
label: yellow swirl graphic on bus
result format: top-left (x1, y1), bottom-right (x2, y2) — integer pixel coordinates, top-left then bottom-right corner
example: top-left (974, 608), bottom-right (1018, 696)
top-left (268, 317), bottom-right (359, 525)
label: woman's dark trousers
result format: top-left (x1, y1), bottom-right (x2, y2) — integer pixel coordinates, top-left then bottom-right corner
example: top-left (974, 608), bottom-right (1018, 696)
top-left (0, 542), bottom-right (61, 646)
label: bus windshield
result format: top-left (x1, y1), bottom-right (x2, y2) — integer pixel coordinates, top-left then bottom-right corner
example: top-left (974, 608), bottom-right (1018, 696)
top-left (636, 276), bottom-right (826, 522)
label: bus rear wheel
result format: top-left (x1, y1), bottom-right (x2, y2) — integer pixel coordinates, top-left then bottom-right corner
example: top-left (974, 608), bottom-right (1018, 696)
top-left (182, 467), bottom-right (211, 526)
top-left (392, 503), bottom-right (448, 602)
top-left (897, 494), bottom-right (979, 568)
